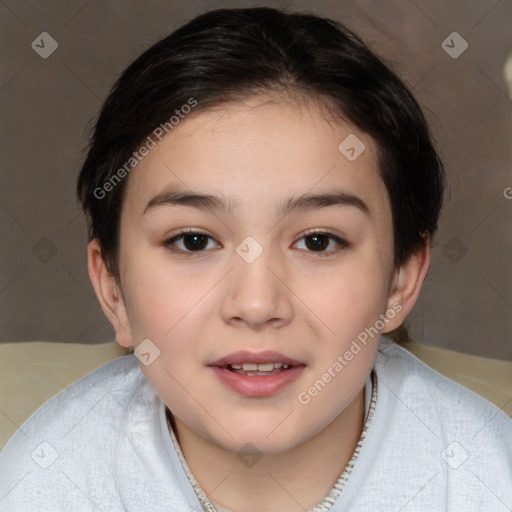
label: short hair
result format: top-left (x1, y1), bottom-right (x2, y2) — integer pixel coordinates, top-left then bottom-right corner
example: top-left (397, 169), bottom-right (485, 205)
top-left (77, 7), bottom-right (445, 281)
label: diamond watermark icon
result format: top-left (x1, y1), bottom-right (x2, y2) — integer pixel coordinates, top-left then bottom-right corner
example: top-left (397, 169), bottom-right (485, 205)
top-left (32, 236), bottom-right (57, 263)
top-left (31, 32), bottom-right (58, 59)
top-left (237, 442), bottom-right (262, 468)
top-left (338, 134), bottom-right (365, 161)
top-left (442, 237), bottom-right (468, 263)
top-left (31, 441), bottom-right (58, 469)
top-left (236, 236), bottom-right (263, 264)
top-left (134, 338), bottom-right (161, 366)
top-left (441, 32), bottom-right (468, 59)
top-left (441, 441), bottom-right (468, 469)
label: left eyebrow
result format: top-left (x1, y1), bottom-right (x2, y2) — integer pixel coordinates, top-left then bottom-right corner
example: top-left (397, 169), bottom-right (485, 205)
top-left (282, 190), bottom-right (369, 216)
top-left (142, 186), bottom-right (370, 216)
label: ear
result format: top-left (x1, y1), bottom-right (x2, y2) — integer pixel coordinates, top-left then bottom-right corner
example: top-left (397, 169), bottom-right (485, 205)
top-left (87, 239), bottom-right (133, 348)
top-left (382, 236), bottom-right (431, 333)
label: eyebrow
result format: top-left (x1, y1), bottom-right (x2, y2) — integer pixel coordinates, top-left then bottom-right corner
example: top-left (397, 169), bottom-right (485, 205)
top-left (143, 186), bottom-right (370, 216)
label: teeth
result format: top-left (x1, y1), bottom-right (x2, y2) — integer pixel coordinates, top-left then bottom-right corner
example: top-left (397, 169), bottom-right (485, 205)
top-left (255, 363), bottom-right (274, 372)
top-left (230, 362), bottom-right (291, 371)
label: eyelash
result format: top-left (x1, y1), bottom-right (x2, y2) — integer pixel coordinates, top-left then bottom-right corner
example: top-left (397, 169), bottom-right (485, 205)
top-left (163, 228), bottom-right (349, 256)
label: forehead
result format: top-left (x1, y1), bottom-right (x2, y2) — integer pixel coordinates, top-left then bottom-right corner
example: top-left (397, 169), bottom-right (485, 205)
top-left (122, 95), bottom-right (389, 220)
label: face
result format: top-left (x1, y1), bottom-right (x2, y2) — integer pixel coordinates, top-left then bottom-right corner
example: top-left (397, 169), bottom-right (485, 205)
top-left (115, 95), bottom-right (399, 454)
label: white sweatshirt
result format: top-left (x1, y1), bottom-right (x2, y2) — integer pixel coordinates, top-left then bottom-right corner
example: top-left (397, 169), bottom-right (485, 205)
top-left (0, 337), bottom-right (511, 511)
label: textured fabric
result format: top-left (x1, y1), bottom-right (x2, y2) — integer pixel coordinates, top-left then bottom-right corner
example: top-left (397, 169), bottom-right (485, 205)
top-left (0, 336), bottom-right (510, 511)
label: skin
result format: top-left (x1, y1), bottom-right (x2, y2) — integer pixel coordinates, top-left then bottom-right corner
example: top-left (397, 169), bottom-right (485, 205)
top-left (88, 94), bottom-right (430, 512)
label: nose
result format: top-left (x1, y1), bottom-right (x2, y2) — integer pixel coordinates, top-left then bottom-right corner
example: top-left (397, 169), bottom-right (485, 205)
top-left (220, 246), bottom-right (294, 330)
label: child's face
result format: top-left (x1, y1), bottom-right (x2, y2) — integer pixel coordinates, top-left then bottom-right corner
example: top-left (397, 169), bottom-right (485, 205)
top-left (115, 95), bottom-right (401, 453)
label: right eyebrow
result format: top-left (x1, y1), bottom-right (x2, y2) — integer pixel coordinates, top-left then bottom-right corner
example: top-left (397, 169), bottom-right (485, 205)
top-left (143, 188), bottom-right (235, 215)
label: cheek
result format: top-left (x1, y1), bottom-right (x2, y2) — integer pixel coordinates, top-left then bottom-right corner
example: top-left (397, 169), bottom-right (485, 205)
top-left (296, 259), bottom-right (390, 336)
top-left (121, 248), bottom-right (211, 338)
top-left (124, 269), bottom-right (208, 405)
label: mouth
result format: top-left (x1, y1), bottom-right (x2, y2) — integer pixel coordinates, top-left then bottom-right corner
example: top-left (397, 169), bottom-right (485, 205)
top-left (207, 350), bottom-right (306, 397)
top-left (223, 362), bottom-right (295, 376)
top-left (208, 350), bottom-right (305, 373)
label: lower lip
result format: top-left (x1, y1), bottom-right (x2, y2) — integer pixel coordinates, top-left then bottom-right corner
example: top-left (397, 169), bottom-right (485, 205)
top-left (209, 366), bottom-right (305, 397)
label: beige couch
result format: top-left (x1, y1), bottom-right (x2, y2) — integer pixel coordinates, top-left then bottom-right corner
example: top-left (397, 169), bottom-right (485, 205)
top-left (1, 341), bottom-right (511, 450)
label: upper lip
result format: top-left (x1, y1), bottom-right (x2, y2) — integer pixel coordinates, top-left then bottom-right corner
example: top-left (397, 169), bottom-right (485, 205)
top-left (208, 350), bottom-right (305, 367)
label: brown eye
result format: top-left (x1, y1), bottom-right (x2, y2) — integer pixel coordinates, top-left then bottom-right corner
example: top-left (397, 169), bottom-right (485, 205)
top-left (182, 233), bottom-right (208, 251)
top-left (164, 231), bottom-right (220, 253)
top-left (305, 234), bottom-right (330, 251)
top-left (294, 231), bottom-right (348, 255)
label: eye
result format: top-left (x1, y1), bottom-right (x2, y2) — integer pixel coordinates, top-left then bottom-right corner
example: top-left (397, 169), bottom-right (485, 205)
top-left (163, 229), bottom-right (348, 255)
top-left (163, 230), bottom-right (220, 253)
top-left (294, 230), bottom-right (349, 254)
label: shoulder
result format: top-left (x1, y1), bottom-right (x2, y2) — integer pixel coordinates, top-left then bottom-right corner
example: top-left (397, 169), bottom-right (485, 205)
top-left (0, 355), bottom-right (197, 510)
top-left (340, 337), bottom-right (512, 509)
top-left (2, 354), bottom-right (144, 447)
top-left (0, 355), bottom-right (152, 500)
top-left (373, 336), bottom-right (511, 453)
top-left (1, 354), bottom-right (148, 449)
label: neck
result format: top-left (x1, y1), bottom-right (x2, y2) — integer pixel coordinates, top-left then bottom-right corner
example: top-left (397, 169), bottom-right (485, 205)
top-left (169, 385), bottom-right (366, 512)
